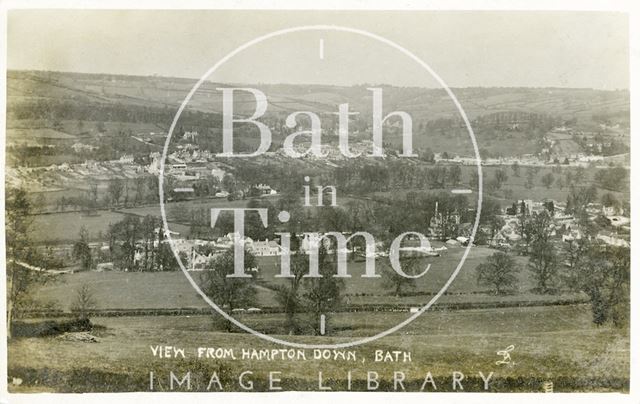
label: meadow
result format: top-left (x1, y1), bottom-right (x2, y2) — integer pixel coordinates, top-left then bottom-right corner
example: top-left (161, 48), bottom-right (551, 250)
top-left (255, 245), bottom-right (533, 296)
top-left (33, 244), bottom-right (582, 317)
top-left (30, 210), bottom-right (191, 243)
top-left (7, 304), bottom-right (629, 392)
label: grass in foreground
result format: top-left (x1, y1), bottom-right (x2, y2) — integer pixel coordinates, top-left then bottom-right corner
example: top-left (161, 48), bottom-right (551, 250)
top-left (8, 304), bottom-right (629, 392)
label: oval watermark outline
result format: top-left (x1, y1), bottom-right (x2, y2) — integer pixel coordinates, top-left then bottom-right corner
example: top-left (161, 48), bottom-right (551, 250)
top-left (159, 25), bottom-right (483, 349)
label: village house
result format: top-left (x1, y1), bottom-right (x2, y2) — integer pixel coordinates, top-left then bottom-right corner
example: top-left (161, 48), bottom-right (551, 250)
top-left (183, 130), bottom-right (199, 142)
top-left (119, 154), bottom-right (134, 164)
top-left (250, 239), bottom-right (282, 257)
top-left (254, 184), bottom-right (278, 196)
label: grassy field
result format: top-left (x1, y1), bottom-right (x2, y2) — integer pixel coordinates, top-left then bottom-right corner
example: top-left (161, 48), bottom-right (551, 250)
top-left (256, 245), bottom-right (535, 296)
top-left (7, 304), bottom-right (629, 392)
top-left (31, 210), bottom-right (129, 243)
top-left (369, 164), bottom-right (628, 211)
top-left (34, 244), bottom-right (581, 315)
top-left (30, 210), bottom-right (192, 243)
top-left (29, 197), bottom-right (265, 244)
top-left (466, 165), bottom-right (629, 200)
top-left (35, 271), bottom-right (279, 311)
top-left (120, 197), bottom-right (250, 219)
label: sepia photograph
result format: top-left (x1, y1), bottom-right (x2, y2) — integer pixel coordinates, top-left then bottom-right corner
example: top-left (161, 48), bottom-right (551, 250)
top-left (1, 2), bottom-right (637, 402)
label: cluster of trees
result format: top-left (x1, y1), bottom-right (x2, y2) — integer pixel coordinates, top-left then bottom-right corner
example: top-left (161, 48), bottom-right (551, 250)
top-left (199, 246), bottom-right (344, 335)
top-left (214, 160), bottom-right (469, 200)
top-left (475, 204), bottom-right (629, 327)
top-left (479, 165), bottom-right (609, 196)
top-left (565, 185), bottom-right (600, 232)
top-left (6, 188), bottom-right (55, 336)
top-left (486, 168), bottom-right (509, 192)
top-left (180, 185), bottom-right (511, 259)
top-left (476, 242), bottom-right (629, 327)
top-left (66, 216), bottom-right (183, 272)
top-left (8, 99), bottom-right (221, 129)
top-left (55, 176), bottom-right (160, 213)
top-left (102, 215), bottom-right (181, 272)
top-left (566, 243), bottom-right (629, 326)
top-left (332, 161), bottom-right (463, 194)
top-left (183, 188), bottom-right (480, 248)
top-left (476, 252), bottom-right (520, 295)
top-left (523, 212), bottom-right (557, 293)
top-left (7, 144), bottom-right (64, 167)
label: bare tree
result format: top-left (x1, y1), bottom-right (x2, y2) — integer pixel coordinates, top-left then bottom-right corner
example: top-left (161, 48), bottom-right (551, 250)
top-left (108, 178), bottom-right (125, 206)
top-left (73, 226), bottom-right (93, 271)
top-left (71, 283), bottom-right (97, 320)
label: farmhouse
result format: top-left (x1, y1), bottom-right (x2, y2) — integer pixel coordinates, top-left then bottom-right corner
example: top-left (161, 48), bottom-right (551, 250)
top-left (250, 239), bottom-right (281, 257)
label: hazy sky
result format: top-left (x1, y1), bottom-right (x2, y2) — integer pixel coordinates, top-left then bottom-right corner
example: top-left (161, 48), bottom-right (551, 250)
top-left (7, 10), bottom-right (629, 89)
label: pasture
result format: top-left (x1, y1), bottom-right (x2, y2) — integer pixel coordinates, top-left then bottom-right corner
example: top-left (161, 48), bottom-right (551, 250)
top-left (371, 164), bottom-right (629, 205)
top-left (34, 270), bottom-right (279, 311)
top-left (33, 244), bottom-right (578, 316)
top-left (30, 210), bottom-right (191, 243)
top-left (7, 304), bottom-right (629, 392)
top-left (255, 245), bottom-right (535, 296)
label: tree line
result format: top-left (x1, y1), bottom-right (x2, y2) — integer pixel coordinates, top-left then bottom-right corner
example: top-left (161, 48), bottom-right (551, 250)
top-left (476, 207), bottom-right (629, 328)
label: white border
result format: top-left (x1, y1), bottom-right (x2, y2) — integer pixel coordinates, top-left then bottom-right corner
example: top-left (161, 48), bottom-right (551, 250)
top-left (0, 1), bottom-right (638, 403)
top-left (0, 0), bottom-right (633, 11)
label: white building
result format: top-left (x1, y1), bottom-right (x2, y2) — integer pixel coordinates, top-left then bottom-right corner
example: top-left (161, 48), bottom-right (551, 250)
top-left (183, 131), bottom-right (199, 141)
top-left (250, 239), bottom-right (282, 257)
top-left (119, 154), bottom-right (134, 164)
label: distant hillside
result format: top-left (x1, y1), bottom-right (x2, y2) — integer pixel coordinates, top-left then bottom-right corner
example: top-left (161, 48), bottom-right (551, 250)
top-left (6, 70), bottom-right (629, 159)
top-left (7, 70), bottom-right (629, 121)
